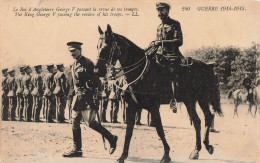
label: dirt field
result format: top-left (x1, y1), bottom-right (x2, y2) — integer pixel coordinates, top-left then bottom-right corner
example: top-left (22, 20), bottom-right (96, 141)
top-left (1, 102), bottom-right (260, 163)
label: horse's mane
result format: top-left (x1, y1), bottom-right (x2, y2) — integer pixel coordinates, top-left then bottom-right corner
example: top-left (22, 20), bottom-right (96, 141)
top-left (114, 33), bottom-right (144, 55)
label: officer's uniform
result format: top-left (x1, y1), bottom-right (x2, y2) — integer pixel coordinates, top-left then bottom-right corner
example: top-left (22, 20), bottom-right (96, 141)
top-left (41, 72), bottom-right (46, 118)
top-left (118, 76), bottom-right (127, 123)
top-left (2, 68), bottom-right (9, 120)
top-left (22, 66), bottom-right (33, 122)
top-left (63, 41), bottom-right (117, 157)
top-left (53, 64), bottom-right (67, 122)
top-left (66, 69), bottom-right (74, 122)
top-left (155, 4), bottom-right (184, 73)
top-left (15, 66), bottom-right (25, 121)
top-left (7, 69), bottom-right (17, 121)
top-left (31, 65), bottom-right (43, 122)
top-left (101, 77), bottom-right (109, 123)
top-left (152, 2), bottom-right (184, 112)
top-left (43, 64), bottom-right (55, 122)
top-left (108, 79), bottom-right (120, 123)
top-left (242, 77), bottom-right (254, 102)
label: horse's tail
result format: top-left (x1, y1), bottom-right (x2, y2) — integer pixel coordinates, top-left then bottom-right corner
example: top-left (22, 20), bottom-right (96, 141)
top-left (227, 89), bottom-right (234, 99)
top-left (209, 68), bottom-right (223, 116)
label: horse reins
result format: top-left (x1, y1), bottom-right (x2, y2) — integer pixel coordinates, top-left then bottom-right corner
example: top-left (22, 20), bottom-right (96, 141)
top-left (97, 35), bottom-right (150, 89)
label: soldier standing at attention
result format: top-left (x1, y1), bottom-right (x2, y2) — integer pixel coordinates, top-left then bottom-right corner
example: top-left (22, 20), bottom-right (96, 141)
top-left (7, 68), bottom-right (17, 121)
top-left (63, 41), bottom-right (117, 157)
top-left (43, 64), bottom-right (55, 123)
top-left (66, 66), bottom-right (74, 123)
top-left (31, 65), bottom-right (43, 122)
top-left (53, 63), bottom-right (67, 123)
top-left (15, 66), bottom-right (25, 121)
top-left (22, 66), bottom-right (33, 122)
top-left (149, 2), bottom-right (184, 113)
top-left (41, 71), bottom-right (46, 119)
top-left (108, 77), bottom-right (120, 123)
top-left (101, 77), bottom-right (109, 123)
top-left (1, 68), bottom-right (9, 121)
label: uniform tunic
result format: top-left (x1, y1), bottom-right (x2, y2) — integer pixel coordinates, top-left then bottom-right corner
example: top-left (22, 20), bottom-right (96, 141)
top-left (156, 17), bottom-right (184, 73)
top-left (15, 73), bottom-right (25, 119)
top-left (23, 73), bottom-right (33, 121)
top-left (156, 16), bottom-right (183, 59)
top-left (7, 76), bottom-right (17, 120)
top-left (71, 55), bottom-right (95, 111)
top-left (53, 71), bottom-right (67, 121)
top-left (1, 75), bottom-right (9, 120)
top-left (42, 72), bottom-right (55, 121)
top-left (31, 73), bottom-right (43, 120)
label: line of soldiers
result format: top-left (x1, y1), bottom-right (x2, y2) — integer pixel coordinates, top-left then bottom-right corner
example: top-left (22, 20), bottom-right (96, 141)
top-left (1, 64), bottom-right (71, 123)
top-left (100, 74), bottom-right (142, 125)
top-left (1, 65), bottom-right (142, 124)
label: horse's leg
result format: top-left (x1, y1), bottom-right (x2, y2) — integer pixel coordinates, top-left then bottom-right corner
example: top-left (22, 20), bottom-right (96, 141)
top-left (116, 102), bottom-right (137, 163)
top-left (198, 99), bottom-right (214, 155)
top-left (151, 104), bottom-right (171, 163)
top-left (248, 103), bottom-right (253, 117)
top-left (234, 100), bottom-right (239, 118)
top-left (233, 100), bottom-right (237, 118)
top-left (185, 101), bottom-right (202, 159)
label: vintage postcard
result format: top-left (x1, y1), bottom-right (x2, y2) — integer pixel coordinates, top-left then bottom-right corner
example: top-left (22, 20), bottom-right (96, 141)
top-left (0, 0), bottom-right (260, 163)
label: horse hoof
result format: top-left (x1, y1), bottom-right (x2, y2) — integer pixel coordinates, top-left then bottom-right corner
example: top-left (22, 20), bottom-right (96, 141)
top-left (160, 156), bottom-right (171, 163)
top-left (206, 145), bottom-right (214, 154)
top-left (116, 158), bottom-right (125, 163)
top-left (189, 150), bottom-right (199, 159)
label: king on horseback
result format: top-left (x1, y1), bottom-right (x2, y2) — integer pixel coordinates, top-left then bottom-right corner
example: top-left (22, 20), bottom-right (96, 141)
top-left (148, 1), bottom-right (185, 113)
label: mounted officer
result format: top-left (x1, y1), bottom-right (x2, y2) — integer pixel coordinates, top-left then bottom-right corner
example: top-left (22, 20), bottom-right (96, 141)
top-left (242, 76), bottom-right (254, 103)
top-left (63, 41), bottom-right (117, 157)
top-left (7, 68), bottom-right (17, 121)
top-left (53, 63), bottom-right (67, 123)
top-left (2, 68), bottom-right (9, 121)
top-left (31, 65), bottom-right (43, 122)
top-left (149, 1), bottom-right (184, 113)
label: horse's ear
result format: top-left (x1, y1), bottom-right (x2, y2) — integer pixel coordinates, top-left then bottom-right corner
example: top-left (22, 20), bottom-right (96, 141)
top-left (107, 24), bottom-right (112, 34)
top-left (98, 26), bottom-right (103, 34)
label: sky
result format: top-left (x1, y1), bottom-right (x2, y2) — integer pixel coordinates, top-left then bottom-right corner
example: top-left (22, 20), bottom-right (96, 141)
top-left (1, 0), bottom-right (260, 69)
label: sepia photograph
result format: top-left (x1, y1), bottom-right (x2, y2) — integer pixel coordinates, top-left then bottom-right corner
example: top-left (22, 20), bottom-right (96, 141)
top-left (1, 0), bottom-right (260, 162)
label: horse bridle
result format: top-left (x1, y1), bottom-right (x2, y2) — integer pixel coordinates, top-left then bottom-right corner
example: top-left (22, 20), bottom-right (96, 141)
top-left (97, 34), bottom-right (150, 90)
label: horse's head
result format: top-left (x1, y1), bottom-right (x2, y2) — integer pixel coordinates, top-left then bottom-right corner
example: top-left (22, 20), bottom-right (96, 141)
top-left (95, 24), bottom-right (120, 77)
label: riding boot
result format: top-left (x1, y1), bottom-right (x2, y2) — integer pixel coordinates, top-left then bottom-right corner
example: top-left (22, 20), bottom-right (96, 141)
top-left (63, 128), bottom-right (82, 157)
top-left (170, 82), bottom-right (177, 113)
top-left (89, 121), bottom-right (118, 154)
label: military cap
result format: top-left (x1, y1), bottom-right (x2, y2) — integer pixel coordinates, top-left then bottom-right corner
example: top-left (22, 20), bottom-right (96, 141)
top-left (46, 64), bottom-right (54, 69)
top-left (34, 65), bottom-right (42, 69)
top-left (56, 63), bottom-right (64, 67)
top-left (8, 68), bottom-right (15, 73)
top-left (67, 41), bottom-right (83, 51)
top-left (19, 65), bottom-right (25, 71)
top-left (156, 1), bottom-right (171, 10)
top-left (2, 68), bottom-right (8, 72)
top-left (22, 65), bottom-right (31, 71)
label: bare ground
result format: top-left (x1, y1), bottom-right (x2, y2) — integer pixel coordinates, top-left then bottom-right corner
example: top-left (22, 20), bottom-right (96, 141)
top-left (1, 102), bottom-right (260, 163)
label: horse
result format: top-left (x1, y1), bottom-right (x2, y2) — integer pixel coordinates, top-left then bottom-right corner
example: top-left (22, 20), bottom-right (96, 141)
top-left (227, 87), bottom-right (257, 118)
top-left (95, 24), bottom-right (223, 163)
